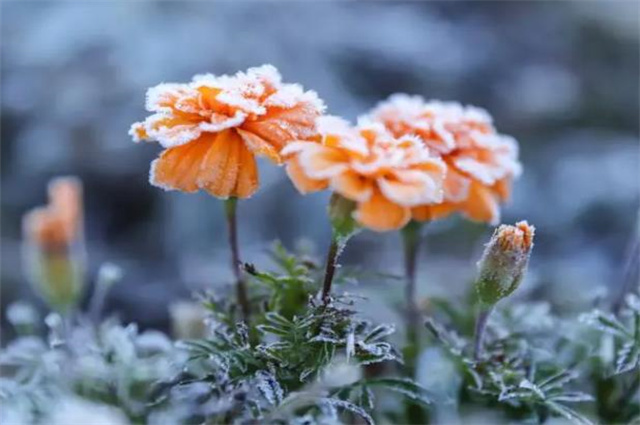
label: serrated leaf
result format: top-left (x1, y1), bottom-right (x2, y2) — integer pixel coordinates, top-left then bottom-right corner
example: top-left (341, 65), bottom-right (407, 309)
top-left (546, 400), bottom-right (595, 425)
top-left (256, 370), bottom-right (284, 406)
top-left (580, 310), bottom-right (631, 338)
top-left (615, 340), bottom-right (640, 374)
top-left (364, 377), bottom-right (433, 406)
top-left (320, 397), bottom-right (374, 425)
top-left (538, 370), bottom-right (578, 391)
top-left (548, 392), bottom-right (595, 403)
top-left (363, 324), bottom-right (395, 343)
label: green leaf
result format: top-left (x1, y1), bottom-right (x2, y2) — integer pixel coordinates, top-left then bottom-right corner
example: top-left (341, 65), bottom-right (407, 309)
top-left (546, 400), bottom-right (595, 425)
top-left (364, 377), bottom-right (434, 406)
top-left (321, 397), bottom-right (374, 425)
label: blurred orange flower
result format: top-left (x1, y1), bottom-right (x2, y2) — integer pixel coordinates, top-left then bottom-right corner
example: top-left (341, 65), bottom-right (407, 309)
top-left (22, 177), bottom-right (86, 312)
top-left (369, 94), bottom-right (521, 225)
top-left (130, 65), bottom-right (325, 199)
top-left (23, 177), bottom-right (83, 251)
top-left (283, 116), bottom-right (445, 231)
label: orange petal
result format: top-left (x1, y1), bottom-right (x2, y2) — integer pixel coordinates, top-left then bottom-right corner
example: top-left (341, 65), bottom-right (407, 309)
top-left (237, 128), bottom-right (281, 164)
top-left (130, 122), bottom-right (149, 142)
top-left (330, 171), bottom-right (373, 202)
top-left (492, 177), bottom-right (511, 202)
top-left (443, 167), bottom-right (471, 203)
top-left (461, 182), bottom-right (500, 225)
top-left (234, 141), bottom-right (260, 198)
top-left (286, 156), bottom-right (329, 194)
top-left (354, 188), bottom-right (410, 232)
top-left (377, 170), bottom-right (441, 207)
top-left (411, 203), bottom-right (457, 222)
top-left (151, 135), bottom-right (213, 193)
top-left (298, 145), bottom-right (349, 179)
top-left (199, 130), bottom-right (242, 199)
top-left (242, 103), bottom-right (319, 150)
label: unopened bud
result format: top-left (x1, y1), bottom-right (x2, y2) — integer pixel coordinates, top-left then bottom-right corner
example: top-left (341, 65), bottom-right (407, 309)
top-left (475, 221), bottom-right (535, 307)
top-left (22, 177), bottom-right (86, 313)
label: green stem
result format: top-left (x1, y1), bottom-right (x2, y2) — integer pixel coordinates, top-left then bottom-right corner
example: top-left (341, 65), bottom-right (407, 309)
top-left (473, 305), bottom-right (494, 360)
top-left (321, 233), bottom-right (341, 304)
top-left (401, 221), bottom-right (423, 370)
top-left (224, 198), bottom-right (250, 322)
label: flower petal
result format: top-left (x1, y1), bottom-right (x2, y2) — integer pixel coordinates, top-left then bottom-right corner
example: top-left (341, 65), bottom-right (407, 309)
top-left (146, 114), bottom-right (203, 148)
top-left (285, 156), bottom-right (329, 194)
top-left (237, 128), bottom-right (281, 164)
top-left (150, 135), bottom-right (214, 192)
top-left (242, 103), bottom-right (320, 150)
top-left (354, 188), bottom-right (411, 232)
top-left (297, 145), bottom-right (349, 179)
top-left (492, 177), bottom-right (512, 202)
top-left (461, 181), bottom-right (500, 225)
top-left (199, 130), bottom-right (242, 199)
top-left (443, 166), bottom-right (471, 203)
top-left (330, 171), bottom-right (373, 202)
top-left (234, 141), bottom-right (260, 198)
top-left (377, 169), bottom-right (442, 207)
top-left (411, 203), bottom-right (457, 222)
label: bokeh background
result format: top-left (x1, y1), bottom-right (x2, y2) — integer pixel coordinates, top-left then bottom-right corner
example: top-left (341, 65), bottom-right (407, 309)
top-left (1, 1), bottom-right (639, 334)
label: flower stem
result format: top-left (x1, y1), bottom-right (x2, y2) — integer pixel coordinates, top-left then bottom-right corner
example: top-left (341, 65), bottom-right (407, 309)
top-left (321, 234), bottom-right (341, 304)
top-left (473, 306), bottom-right (493, 360)
top-left (224, 197), bottom-right (250, 321)
top-left (401, 220), bottom-right (423, 369)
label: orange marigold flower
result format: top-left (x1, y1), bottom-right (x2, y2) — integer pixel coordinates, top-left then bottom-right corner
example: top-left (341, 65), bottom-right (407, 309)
top-left (368, 94), bottom-right (521, 225)
top-left (23, 177), bottom-right (83, 251)
top-left (22, 177), bottom-right (86, 312)
top-left (283, 116), bottom-right (446, 232)
top-left (130, 65), bottom-right (325, 199)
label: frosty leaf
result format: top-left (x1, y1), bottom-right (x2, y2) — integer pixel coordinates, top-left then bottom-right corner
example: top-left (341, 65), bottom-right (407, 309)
top-left (579, 310), bottom-right (630, 338)
top-left (358, 385), bottom-right (375, 411)
top-left (424, 318), bottom-right (466, 356)
top-left (320, 398), bottom-right (374, 425)
top-left (257, 325), bottom-right (291, 337)
top-left (546, 400), bottom-right (595, 425)
top-left (518, 379), bottom-right (545, 399)
top-left (538, 370), bottom-right (579, 392)
top-left (615, 340), bottom-right (640, 375)
top-left (548, 392), bottom-right (595, 403)
top-left (362, 377), bottom-right (434, 406)
top-left (363, 324), bottom-right (395, 344)
top-left (256, 370), bottom-right (284, 406)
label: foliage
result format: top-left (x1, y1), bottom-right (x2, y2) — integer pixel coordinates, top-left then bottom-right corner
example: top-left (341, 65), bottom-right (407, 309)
top-left (1, 243), bottom-right (638, 424)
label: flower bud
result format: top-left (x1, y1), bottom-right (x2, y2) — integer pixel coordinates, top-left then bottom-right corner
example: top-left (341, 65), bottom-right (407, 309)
top-left (475, 221), bottom-right (535, 307)
top-left (22, 177), bottom-right (86, 313)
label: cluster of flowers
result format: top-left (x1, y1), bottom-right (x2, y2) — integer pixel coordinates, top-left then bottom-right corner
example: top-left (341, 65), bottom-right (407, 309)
top-left (22, 64), bottom-right (530, 339)
top-left (129, 64), bottom-right (521, 231)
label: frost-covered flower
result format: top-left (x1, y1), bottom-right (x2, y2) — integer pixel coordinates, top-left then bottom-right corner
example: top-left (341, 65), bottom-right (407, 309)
top-left (130, 65), bottom-right (325, 199)
top-left (475, 221), bottom-right (535, 306)
top-left (283, 116), bottom-right (445, 231)
top-left (22, 177), bottom-right (86, 312)
top-left (368, 94), bottom-right (521, 225)
top-left (23, 177), bottom-right (83, 250)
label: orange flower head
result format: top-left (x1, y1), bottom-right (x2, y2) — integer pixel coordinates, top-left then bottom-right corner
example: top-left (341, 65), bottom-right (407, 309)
top-left (23, 177), bottom-right (83, 251)
top-left (368, 94), bottom-right (521, 225)
top-left (496, 220), bottom-right (535, 253)
top-left (130, 65), bottom-right (325, 199)
top-left (283, 116), bottom-right (446, 232)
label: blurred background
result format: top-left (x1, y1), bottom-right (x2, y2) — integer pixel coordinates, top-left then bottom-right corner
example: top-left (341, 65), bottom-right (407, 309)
top-left (1, 1), bottom-right (638, 334)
